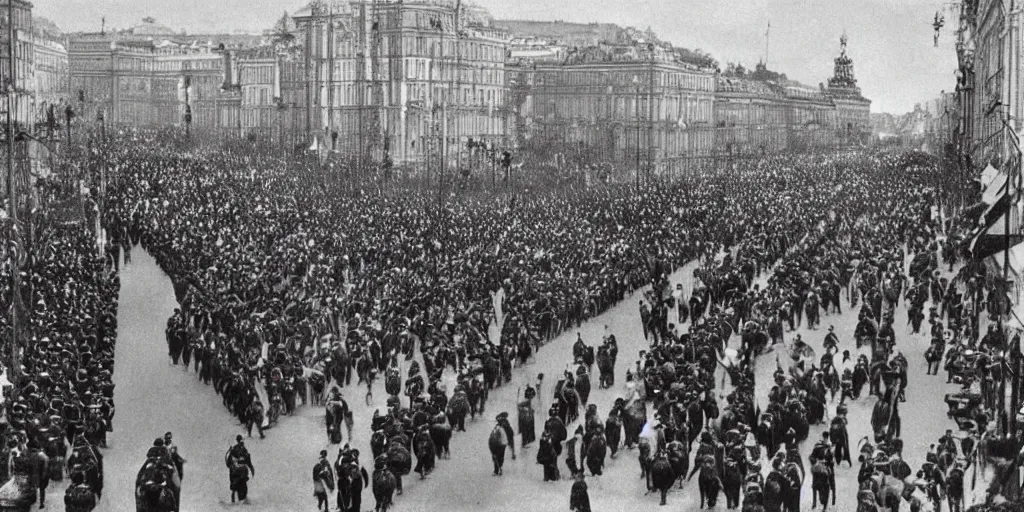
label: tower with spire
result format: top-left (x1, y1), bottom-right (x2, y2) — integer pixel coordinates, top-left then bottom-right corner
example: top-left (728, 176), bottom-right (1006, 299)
top-left (827, 33), bottom-right (859, 92)
top-left (824, 33), bottom-right (871, 143)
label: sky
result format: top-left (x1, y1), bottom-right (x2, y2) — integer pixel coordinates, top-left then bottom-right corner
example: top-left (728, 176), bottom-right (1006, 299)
top-left (35, 0), bottom-right (959, 114)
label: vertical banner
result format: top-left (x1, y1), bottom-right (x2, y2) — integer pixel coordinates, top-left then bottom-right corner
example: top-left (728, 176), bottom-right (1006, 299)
top-left (488, 287), bottom-right (506, 345)
top-left (253, 378), bottom-right (271, 428)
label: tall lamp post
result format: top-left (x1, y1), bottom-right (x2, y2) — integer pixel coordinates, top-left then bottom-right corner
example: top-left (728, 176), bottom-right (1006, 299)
top-left (6, 0), bottom-right (18, 378)
top-left (633, 75), bottom-right (640, 190)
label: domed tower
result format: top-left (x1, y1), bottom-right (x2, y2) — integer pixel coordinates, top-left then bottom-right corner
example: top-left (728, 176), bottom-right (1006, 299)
top-left (827, 33), bottom-right (859, 92)
top-left (825, 33), bottom-right (871, 143)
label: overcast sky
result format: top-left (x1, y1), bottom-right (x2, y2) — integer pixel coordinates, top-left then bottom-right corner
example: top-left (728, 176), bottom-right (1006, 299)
top-left (37, 0), bottom-right (958, 114)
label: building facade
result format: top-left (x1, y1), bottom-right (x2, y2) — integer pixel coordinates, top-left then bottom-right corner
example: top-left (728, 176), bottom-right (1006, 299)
top-left (33, 36), bottom-right (67, 110)
top-left (293, 0), bottom-right (509, 168)
top-left (512, 42), bottom-right (716, 177)
top-left (0, 0), bottom-right (36, 128)
top-left (825, 35), bottom-right (872, 144)
top-left (66, 18), bottom-right (268, 132)
top-left (491, 20), bottom-right (621, 48)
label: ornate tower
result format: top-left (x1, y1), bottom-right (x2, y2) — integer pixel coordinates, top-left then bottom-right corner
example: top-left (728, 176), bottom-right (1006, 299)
top-left (827, 34), bottom-right (859, 92)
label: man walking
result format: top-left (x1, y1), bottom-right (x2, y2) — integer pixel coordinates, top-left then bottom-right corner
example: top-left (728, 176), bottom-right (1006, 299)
top-left (313, 450), bottom-right (334, 512)
top-left (488, 412), bottom-right (516, 475)
top-left (226, 435), bottom-right (255, 503)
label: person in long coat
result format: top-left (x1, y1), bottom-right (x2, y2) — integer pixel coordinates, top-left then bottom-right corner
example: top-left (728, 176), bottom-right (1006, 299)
top-left (537, 431), bottom-right (559, 481)
top-left (570, 473), bottom-right (591, 512)
top-left (566, 426), bottom-right (586, 478)
top-left (313, 450), bottom-right (335, 512)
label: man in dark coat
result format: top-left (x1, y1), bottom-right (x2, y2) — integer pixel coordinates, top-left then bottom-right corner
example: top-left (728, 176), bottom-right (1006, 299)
top-left (566, 426), bottom-right (586, 478)
top-left (64, 471), bottom-right (97, 511)
top-left (313, 450), bottom-right (335, 511)
top-left (570, 472), bottom-right (591, 512)
top-left (537, 431), bottom-right (560, 481)
top-left (335, 448), bottom-right (369, 512)
top-left (26, 440), bottom-right (49, 508)
top-left (226, 436), bottom-right (255, 503)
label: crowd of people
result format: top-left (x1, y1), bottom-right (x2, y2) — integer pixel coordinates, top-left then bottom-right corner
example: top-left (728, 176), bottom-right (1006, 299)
top-left (0, 209), bottom-right (118, 511)
top-left (0, 123), bottom-right (989, 512)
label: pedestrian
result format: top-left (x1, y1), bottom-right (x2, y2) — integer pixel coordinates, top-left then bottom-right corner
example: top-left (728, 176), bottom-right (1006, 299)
top-left (26, 440), bottom-right (49, 508)
top-left (335, 447), bottom-right (369, 512)
top-left (246, 396), bottom-right (266, 439)
top-left (226, 435), bottom-right (255, 504)
top-left (164, 432), bottom-right (186, 480)
top-left (488, 412), bottom-right (515, 475)
top-left (537, 431), bottom-right (559, 481)
top-left (570, 472), bottom-right (591, 512)
top-left (63, 471), bottom-right (97, 512)
top-left (313, 450), bottom-right (334, 512)
top-left (566, 426), bottom-right (586, 478)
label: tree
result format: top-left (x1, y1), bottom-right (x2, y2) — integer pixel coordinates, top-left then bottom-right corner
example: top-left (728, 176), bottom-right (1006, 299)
top-left (271, 11), bottom-right (295, 46)
top-left (674, 47), bottom-right (718, 70)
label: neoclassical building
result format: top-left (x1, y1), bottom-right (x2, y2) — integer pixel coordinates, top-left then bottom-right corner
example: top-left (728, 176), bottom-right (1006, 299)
top-left (510, 42), bottom-right (717, 177)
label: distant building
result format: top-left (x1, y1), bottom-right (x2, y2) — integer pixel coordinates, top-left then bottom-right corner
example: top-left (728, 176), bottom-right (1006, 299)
top-left (0, 0), bottom-right (37, 129)
top-left (293, 0), bottom-right (510, 167)
top-left (66, 20), bottom-right (265, 130)
top-left (511, 41), bottom-right (717, 177)
top-left (33, 36), bottom-right (68, 110)
top-left (491, 20), bottom-right (621, 48)
top-left (825, 34), bottom-right (871, 144)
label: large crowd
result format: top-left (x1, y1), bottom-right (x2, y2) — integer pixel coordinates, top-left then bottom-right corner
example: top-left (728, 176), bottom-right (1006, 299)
top-left (0, 124), bottom-right (1001, 512)
top-left (0, 211), bottom-right (117, 510)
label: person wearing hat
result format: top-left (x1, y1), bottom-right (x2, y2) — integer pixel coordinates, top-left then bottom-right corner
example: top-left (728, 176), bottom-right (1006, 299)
top-left (823, 326), bottom-right (839, 354)
top-left (566, 426), bottom-right (586, 478)
top-left (312, 450), bottom-right (335, 512)
top-left (64, 469), bottom-right (97, 511)
top-left (225, 435), bottom-right (255, 504)
top-left (25, 439), bottom-right (49, 509)
top-left (488, 412), bottom-right (515, 476)
top-left (335, 447), bottom-right (368, 512)
top-left (570, 471), bottom-right (591, 512)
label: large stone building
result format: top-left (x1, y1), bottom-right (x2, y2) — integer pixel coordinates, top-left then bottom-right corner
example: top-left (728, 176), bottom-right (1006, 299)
top-left (825, 34), bottom-right (871, 144)
top-left (33, 36), bottom-right (67, 110)
top-left (713, 37), bottom-right (871, 160)
top-left (293, 0), bottom-right (510, 168)
top-left (511, 41), bottom-right (717, 177)
top-left (67, 19), bottom-right (265, 131)
top-left (0, 0), bottom-right (37, 129)
top-left (491, 20), bottom-right (621, 48)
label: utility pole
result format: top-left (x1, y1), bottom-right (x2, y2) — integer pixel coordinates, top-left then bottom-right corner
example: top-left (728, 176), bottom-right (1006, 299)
top-left (327, 3), bottom-right (335, 145)
top-left (1002, 0), bottom-right (1020, 438)
top-left (454, 0), bottom-right (463, 185)
top-left (647, 43), bottom-right (655, 184)
top-left (633, 75), bottom-right (640, 191)
top-left (5, 0), bottom-right (18, 377)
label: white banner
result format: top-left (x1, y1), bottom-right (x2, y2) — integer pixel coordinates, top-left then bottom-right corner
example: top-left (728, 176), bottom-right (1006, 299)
top-left (488, 287), bottom-right (506, 345)
top-left (253, 378), bottom-right (271, 428)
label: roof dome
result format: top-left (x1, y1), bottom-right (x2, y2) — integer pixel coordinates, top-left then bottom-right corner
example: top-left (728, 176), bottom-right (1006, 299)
top-left (132, 17), bottom-right (175, 36)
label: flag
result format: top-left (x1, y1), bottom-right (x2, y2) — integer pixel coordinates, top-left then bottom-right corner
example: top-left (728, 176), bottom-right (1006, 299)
top-left (488, 287), bottom-right (506, 345)
top-left (254, 341), bottom-right (271, 369)
top-left (765, 21), bottom-right (770, 37)
top-left (969, 205), bottom-right (1024, 259)
top-left (253, 378), bottom-right (271, 428)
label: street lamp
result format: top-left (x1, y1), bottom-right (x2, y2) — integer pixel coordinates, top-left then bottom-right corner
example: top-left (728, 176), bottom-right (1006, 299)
top-left (633, 75), bottom-right (640, 190)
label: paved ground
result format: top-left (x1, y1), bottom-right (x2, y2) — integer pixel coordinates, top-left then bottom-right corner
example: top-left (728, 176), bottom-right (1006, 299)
top-left (34, 243), bottom-right (983, 512)
top-left (74, 249), bottom-right (717, 512)
top-left (749, 248), bottom-right (989, 512)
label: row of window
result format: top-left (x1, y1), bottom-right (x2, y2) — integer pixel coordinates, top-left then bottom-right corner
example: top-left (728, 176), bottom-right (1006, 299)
top-left (539, 70), bottom-right (714, 92)
top-left (240, 65), bottom-right (274, 85)
top-left (535, 94), bottom-right (714, 124)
